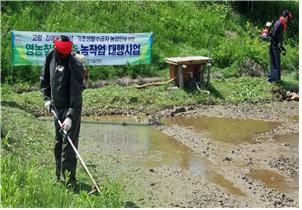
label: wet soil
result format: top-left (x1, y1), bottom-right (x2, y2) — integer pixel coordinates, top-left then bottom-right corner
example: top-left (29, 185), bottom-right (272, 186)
top-left (153, 101), bottom-right (299, 207)
top-left (42, 101), bottom-right (299, 207)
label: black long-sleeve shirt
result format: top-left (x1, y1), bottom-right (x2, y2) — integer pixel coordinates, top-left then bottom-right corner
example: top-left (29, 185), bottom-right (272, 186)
top-left (40, 49), bottom-right (84, 119)
top-left (271, 20), bottom-right (284, 46)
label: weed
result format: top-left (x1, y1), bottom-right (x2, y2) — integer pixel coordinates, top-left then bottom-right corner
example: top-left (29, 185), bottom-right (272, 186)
top-left (1, 106), bottom-right (126, 207)
top-left (1, 2), bottom-right (298, 83)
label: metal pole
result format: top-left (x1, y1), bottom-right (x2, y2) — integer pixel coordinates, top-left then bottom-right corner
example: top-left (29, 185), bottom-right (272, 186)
top-left (206, 35), bottom-right (213, 89)
top-left (51, 110), bottom-right (101, 194)
top-left (11, 31), bottom-right (14, 84)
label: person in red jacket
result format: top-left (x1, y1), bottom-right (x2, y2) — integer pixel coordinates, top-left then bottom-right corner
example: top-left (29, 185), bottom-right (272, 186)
top-left (268, 10), bottom-right (292, 83)
top-left (40, 35), bottom-right (84, 189)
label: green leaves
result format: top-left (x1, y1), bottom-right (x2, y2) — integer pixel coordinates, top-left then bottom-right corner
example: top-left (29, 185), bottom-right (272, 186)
top-left (1, 1), bottom-right (298, 83)
top-left (1, 105), bottom-right (126, 208)
top-left (211, 76), bottom-right (274, 103)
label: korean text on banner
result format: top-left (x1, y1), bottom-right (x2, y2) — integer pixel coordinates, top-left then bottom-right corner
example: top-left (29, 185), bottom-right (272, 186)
top-left (11, 31), bottom-right (153, 66)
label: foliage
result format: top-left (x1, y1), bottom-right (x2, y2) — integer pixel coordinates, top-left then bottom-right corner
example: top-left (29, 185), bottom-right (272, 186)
top-left (1, 1), bottom-right (298, 83)
top-left (1, 105), bottom-right (126, 208)
top-left (231, 1), bottom-right (299, 40)
top-left (1, 154), bottom-right (124, 208)
top-left (279, 72), bottom-right (299, 92)
top-left (210, 76), bottom-right (274, 103)
top-left (1, 75), bottom-right (278, 118)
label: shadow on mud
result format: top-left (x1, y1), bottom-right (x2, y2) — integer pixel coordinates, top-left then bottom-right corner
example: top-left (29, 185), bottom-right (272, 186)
top-left (124, 201), bottom-right (140, 208)
top-left (1, 101), bottom-right (41, 117)
top-left (76, 182), bottom-right (93, 193)
top-left (207, 83), bottom-right (225, 100)
top-left (76, 181), bottom-right (140, 207)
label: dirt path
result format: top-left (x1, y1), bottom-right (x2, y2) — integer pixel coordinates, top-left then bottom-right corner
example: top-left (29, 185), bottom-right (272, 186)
top-left (79, 101), bottom-right (298, 207)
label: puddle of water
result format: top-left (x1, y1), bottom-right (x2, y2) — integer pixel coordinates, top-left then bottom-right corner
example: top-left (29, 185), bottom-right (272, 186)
top-left (164, 116), bottom-right (281, 145)
top-left (248, 169), bottom-right (299, 193)
top-left (79, 117), bottom-right (247, 196)
top-left (288, 115), bottom-right (299, 122)
top-left (84, 115), bottom-right (137, 122)
top-left (273, 133), bottom-right (299, 149)
top-left (207, 172), bottom-right (246, 197)
top-left (80, 117), bottom-right (208, 176)
top-left (39, 116), bottom-right (246, 196)
top-left (82, 115), bottom-right (149, 126)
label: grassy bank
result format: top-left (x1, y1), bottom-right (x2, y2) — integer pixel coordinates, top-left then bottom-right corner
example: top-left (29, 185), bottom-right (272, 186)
top-left (1, 1), bottom-right (298, 83)
top-left (1, 76), bottom-right (280, 117)
top-left (1, 106), bottom-right (126, 207)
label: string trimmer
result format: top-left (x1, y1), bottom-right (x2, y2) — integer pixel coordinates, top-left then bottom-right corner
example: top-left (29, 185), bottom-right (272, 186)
top-left (51, 109), bottom-right (101, 195)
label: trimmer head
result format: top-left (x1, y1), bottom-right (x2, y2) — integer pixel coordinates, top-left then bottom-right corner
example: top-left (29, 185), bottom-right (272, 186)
top-left (88, 185), bottom-right (100, 195)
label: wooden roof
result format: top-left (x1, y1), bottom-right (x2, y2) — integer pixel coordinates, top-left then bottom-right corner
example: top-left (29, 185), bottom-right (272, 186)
top-left (165, 56), bottom-right (211, 65)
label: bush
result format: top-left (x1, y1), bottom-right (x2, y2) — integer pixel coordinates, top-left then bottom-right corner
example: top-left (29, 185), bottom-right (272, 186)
top-left (1, 106), bottom-right (126, 207)
top-left (1, 1), bottom-right (298, 84)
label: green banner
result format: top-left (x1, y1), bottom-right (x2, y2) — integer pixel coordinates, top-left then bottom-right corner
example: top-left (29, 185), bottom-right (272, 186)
top-left (12, 31), bottom-right (153, 66)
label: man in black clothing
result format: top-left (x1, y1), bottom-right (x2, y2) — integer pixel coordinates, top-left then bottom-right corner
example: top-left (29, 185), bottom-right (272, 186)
top-left (40, 35), bottom-right (84, 187)
top-left (268, 10), bottom-right (292, 83)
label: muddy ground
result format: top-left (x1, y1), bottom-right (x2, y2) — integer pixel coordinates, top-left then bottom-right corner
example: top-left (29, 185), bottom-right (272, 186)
top-left (78, 101), bottom-right (299, 208)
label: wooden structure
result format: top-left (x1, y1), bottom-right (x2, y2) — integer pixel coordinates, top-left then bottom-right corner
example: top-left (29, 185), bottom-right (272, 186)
top-left (165, 56), bottom-right (211, 89)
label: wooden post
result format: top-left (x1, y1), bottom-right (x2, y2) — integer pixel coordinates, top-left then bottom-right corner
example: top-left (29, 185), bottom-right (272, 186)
top-left (173, 65), bottom-right (178, 86)
top-left (200, 64), bottom-right (204, 84)
top-left (178, 64), bottom-right (183, 89)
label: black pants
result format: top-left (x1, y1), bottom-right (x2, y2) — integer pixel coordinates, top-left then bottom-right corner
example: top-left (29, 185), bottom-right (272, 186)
top-left (54, 108), bottom-right (82, 182)
top-left (268, 43), bottom-right (281, 82)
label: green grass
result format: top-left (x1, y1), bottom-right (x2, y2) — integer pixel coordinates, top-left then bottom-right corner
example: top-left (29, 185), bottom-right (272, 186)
top-left (210, 76), bottom-right (275, 103)
top-left (1, 155), bottom-right (124, 208)
top-left (83, 84), bottom-right (209, 113)
top-left (279, 72), bottom-right (299, 92)
top-left (1, 1), bottom-right (298, 83)
top-left (1, 106), bottom-right (126, 207)
top-left (1, 76), bottom-right (278, 117)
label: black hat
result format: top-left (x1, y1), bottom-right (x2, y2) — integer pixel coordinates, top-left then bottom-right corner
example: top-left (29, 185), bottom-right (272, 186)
top-left (282, 10), bottom-right (293, 19)
top-left (59, 35), bottom-right (70, 41)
